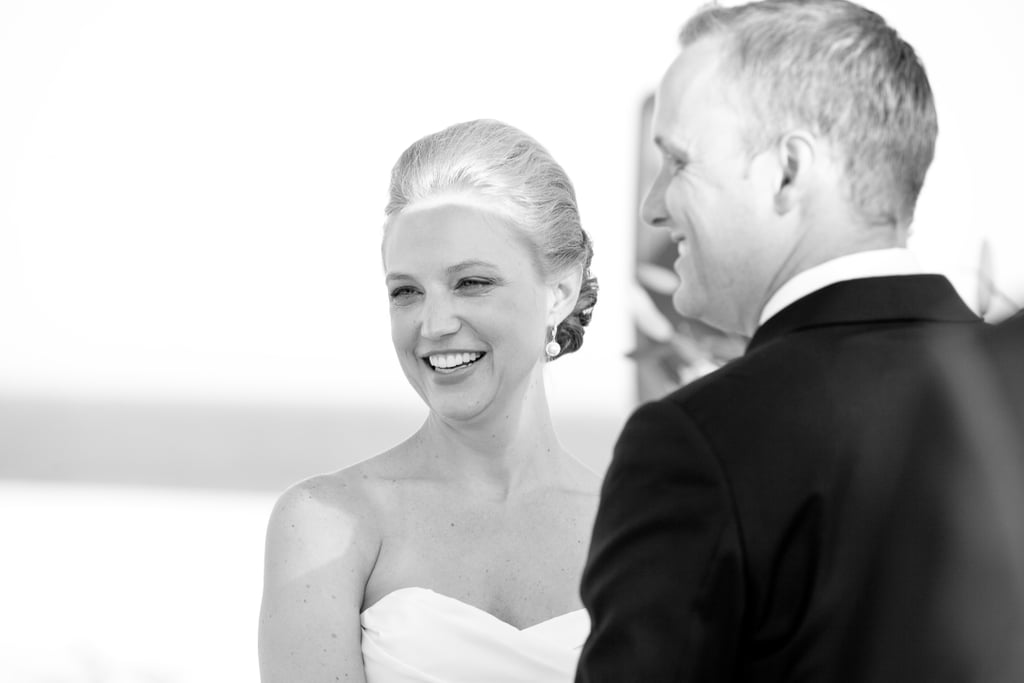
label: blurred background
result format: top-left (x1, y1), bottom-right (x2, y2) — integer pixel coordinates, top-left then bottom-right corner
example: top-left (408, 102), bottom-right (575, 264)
top-left (1, 0), bottom-right (1021, 680)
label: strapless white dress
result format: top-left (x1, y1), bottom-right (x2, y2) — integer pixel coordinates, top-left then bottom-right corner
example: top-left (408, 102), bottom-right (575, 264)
top-left (360, 587), bottom-right (589, 682)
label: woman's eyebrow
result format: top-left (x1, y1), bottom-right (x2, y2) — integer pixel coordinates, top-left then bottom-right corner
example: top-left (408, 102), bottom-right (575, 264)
top-left (446, 260), bottom-right (498, 275)
top-left (385, 260), bottom-right (498, 283)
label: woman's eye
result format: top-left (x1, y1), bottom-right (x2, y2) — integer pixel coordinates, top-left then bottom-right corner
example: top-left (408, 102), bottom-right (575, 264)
top-left (389, 286), bottom-right (421, 303)
top-left (457, 278), bottom-right (493, 291)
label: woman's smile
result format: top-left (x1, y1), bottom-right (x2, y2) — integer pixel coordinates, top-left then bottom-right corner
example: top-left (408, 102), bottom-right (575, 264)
top-left (384, 202), bottom-right (551, 421)
top-left (425, 351), bottom-right (486, 373)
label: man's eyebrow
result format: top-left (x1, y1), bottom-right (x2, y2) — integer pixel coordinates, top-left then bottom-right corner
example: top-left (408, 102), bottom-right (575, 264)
top-left (654, 135), bottom-right (690, 162)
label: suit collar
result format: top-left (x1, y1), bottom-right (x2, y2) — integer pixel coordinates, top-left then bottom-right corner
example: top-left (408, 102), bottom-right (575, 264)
top-left (747, 275), bottom-right (980, 354)
top-left (758, 248), bottom-right (922, 326)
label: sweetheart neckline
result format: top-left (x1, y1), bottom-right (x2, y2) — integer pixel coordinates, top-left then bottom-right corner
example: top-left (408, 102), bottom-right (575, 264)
top-left (361, 586), bottom-right (588, 632)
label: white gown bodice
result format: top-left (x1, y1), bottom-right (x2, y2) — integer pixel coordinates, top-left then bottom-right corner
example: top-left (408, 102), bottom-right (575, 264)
top-left (360, 587), bottom-right (589, 682)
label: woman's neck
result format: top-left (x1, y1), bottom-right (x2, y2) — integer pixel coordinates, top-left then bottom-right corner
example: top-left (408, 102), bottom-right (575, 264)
top-left (414, 371), bottom-right (567, 500)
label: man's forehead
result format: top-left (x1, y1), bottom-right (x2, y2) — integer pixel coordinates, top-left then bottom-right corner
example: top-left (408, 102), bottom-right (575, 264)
top-left (653, 41), bottom-right (737, 133)
top-left (661, 38), bottom-right (729, 101)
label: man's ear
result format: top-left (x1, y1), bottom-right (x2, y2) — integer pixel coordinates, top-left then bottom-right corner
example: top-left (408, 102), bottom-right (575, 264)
top-left (773, 131), bottom-right (816, 215)
top-left (547, 264), bottom-right (584, 326)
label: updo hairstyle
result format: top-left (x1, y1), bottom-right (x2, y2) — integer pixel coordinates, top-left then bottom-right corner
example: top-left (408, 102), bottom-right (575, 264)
top-left (385, 119), bottom-right (597, 360)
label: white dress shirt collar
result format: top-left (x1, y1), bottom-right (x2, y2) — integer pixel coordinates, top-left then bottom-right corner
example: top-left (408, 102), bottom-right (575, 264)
top-left (758, 248), bottom-right (924, 326)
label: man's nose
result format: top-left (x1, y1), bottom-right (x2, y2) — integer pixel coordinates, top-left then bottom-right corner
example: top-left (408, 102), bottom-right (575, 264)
top-left (641, 168), bottom-right (671, 229)
top-left (420, 295), bottom-right (461, 339)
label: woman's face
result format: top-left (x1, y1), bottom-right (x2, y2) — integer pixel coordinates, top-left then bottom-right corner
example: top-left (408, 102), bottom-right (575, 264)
top-left (382, 202), bottom-right (551, 423)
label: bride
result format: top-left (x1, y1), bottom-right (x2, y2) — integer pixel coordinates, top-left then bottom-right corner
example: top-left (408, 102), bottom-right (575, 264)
top-left (258, 119), bottom-right (601, 682)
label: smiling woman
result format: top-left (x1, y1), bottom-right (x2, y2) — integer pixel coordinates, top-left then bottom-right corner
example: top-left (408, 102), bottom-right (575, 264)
top-left (258, 119), bottom-right (602, 683)
top-left (384, 204), bottom-right (555, 421)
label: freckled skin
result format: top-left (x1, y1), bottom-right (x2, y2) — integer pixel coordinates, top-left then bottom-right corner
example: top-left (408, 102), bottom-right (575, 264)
top-left (258, 201), bottom-right (601, 682)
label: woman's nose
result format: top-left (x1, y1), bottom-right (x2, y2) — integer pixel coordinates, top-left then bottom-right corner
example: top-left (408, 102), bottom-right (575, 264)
top-left (419, 295), bottom-right (460, 339)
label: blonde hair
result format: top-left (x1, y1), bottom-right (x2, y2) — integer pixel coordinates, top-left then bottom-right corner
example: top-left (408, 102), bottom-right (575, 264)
top-left (386, 119), bottom-right (597, 359)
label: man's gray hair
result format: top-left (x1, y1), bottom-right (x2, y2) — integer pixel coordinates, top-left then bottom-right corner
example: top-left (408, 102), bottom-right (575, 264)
top-left (681, 0), bottom-right (937, 227)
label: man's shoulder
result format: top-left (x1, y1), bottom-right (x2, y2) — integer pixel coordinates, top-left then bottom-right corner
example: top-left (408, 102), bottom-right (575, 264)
top-left (928, 316), bottom-right (1024, 411)
top-left (987, 314), bottom-right (1024, 363)
top-left (652, 312), bottom-right (983, 432)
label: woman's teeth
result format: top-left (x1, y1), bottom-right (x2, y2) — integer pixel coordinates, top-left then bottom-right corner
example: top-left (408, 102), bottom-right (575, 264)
top-left (428, 352), bottom-right (483, 370)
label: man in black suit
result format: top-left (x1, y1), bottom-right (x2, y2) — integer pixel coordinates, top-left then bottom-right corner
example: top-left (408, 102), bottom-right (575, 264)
top-left (576, 1), bottom-right (982, 680)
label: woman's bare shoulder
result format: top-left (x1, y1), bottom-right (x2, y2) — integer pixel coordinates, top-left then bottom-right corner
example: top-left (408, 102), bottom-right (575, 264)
top-left (263, 450), bottom-right (411, 577)
top-left (259, 455), bottom-right (405, 682)
top-left (272, 448), bottom-right (405, 521)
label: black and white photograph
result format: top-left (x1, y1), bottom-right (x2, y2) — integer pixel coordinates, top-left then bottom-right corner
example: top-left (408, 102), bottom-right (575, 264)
top-left (2, 1), bottom-right (1022, 681)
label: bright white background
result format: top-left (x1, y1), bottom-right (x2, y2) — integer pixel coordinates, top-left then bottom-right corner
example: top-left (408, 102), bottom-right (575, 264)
top-left (1, 1), bottom-right (1022, 681)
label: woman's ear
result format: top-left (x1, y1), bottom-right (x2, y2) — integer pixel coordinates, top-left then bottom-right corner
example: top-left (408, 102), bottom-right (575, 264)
top-left (773, 131), bottom-right (816, 215)
top-left (547, 265), bottom-right (584, 326)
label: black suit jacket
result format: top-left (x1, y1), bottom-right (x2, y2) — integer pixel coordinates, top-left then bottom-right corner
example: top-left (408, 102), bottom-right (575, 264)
top-left (577, 275), bottom-right (981, 682)
top-left (835, 313), bottom-right (1024, 682)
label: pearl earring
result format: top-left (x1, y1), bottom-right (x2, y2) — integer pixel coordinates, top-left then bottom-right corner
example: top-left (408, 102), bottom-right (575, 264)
top-left (545, 326), bottom-right (561, 359)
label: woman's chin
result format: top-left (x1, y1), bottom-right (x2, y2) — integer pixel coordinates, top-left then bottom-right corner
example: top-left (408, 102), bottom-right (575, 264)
top-left (427, 396), bottom-right (492, 425)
